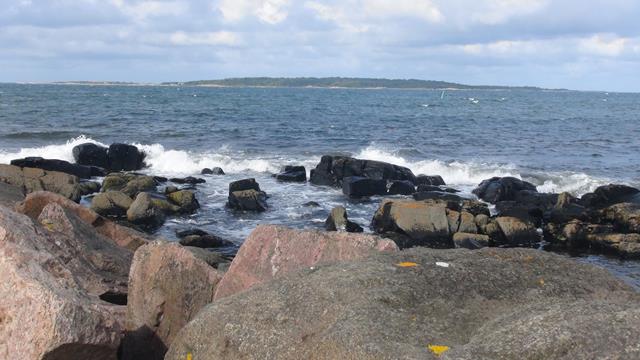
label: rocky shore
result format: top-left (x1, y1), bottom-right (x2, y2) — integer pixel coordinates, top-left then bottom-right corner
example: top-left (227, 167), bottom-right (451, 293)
top-left (1, 142), bottom-right (639, 359)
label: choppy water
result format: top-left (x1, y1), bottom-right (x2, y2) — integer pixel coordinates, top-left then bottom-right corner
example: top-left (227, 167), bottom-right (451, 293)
top-left (1, 83), bottom-right (639, 288)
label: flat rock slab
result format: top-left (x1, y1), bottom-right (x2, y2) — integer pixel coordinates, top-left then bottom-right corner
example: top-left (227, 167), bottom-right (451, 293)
top-left (167, 247), bottom-right (639, 360)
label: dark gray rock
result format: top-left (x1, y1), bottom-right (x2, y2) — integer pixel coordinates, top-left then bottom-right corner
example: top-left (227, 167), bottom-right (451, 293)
top-left (387, 180), bottom-right (415, 195)
top-left (107, 143), bottom-right (145, 171)
top-left (201, 167), bottom-right (225, 175)
top-left (165, 247), bottom-right (640, 360)
top-left (416, 184), bottom-right (459, 193)
top-left (228, 189), bottom-right (268, 212)
top-left (275, 165), bottom-right (307, 182)
top-left (178, 229), bottom-right (234, 248)
top-left (414, 174), bottom-right (445, 186)
top-left (325, 206), bottom-right (363, 233)
top-left (229, 178), bottom-right (261, 193)
top-left (310, 155), bottom-right (416, 187)
top-left (10, 157), bottom-right (97, 178)
top-left (170, 176), bottom-right (206, 185)
top-left (167, 190), bottom-right (200, 213)
top-left (580, 184), bottom-right (640, 208)
top-left (72, 143), bottom-right (108, 168)
top-left (472, 177), bottom-right (537, 204)
top-left (342, 176), bottom-right (387, 198)
top-left (413, 191), bottom-right (463, 202)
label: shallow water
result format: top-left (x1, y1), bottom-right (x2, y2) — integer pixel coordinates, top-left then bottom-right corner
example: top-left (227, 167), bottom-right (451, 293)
top-left (1, 83), bottom-right (639, 288)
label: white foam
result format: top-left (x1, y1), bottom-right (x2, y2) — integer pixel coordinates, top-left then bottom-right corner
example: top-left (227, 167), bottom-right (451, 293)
top-left (0, 135), bottom-right (106, 164)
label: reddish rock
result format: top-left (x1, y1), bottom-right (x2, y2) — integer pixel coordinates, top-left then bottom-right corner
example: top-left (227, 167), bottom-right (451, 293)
top-left (17, 191), bottom-right (151, 251)
top-left (0, 204), bottom-right (131, 359)
top-left (214, 225), bottom-right (397, 300)
top-left (123, 242), bottom-right (222, 360)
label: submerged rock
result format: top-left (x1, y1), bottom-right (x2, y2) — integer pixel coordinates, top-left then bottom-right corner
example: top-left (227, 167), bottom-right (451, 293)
top-left (325, 206), bottom-right (363, 233)
top-left (169, 176), bottom-right (206, 185)
top-left (227, 179), bottom-right (267, 211)
top-left (201, 167), bottom-right (225, 175)
top-left (213, 225), bottom-right (397, 300)
top-left (167, 190), bottom-right (200, 213)
top-left (122, 242), bottom-right (223, 360)
top-left (166, 247), bottom-right (640, 360)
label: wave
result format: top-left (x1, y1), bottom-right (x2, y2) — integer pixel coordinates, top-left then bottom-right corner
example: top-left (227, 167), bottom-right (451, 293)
top-left (0, 138), bottom-right (611, 196)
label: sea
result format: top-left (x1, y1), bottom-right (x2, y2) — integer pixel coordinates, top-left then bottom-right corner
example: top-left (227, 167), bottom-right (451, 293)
top-left (1, 83), bottom-right (639, 288)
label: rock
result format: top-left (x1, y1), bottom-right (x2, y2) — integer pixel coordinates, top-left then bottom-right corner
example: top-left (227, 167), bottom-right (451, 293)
top-left (164, 185), bottom-right (179, 194)
top-left (544, 219), bottom-right (589, 250)
top-left (10, 156), bottom-right (99, 178)
top-left (413, 191), bottom-right (463, 202)
top-left (229, 178), bottom-right (261, 193)
top-left (461, 200), bottom-right (490, 217)
top-left (275, 165), bottom-right (307, 182)
top-left (472, 176), bottom-right (537, 204)
top-left (495, 216), bottom-right (540, 246)
top-left (17, 191), bottom-right (151, 251)
top-left (127, 193), bottom-right (166, 230)
top-left (169, 176), bottom-right (206, 185)
top-left (414, 174), bottom-right (446, 186)
top-left (121, 175), bottom-right (157, 198)
top-left (303, 201), bottom-right (321, 207)
top-left (166, 247), bottom-right (639, 360)
top-left (586, 233), bottom-right (640, 259)
top-left (325, 206), bottom-right (363, 233)
top-left (387, 180), bottom-right (415, 195)
top-left (545, 192), bottom-right (587, 223)
top-left (513, 190), bottom-right (558, 211)
top-left (0, 204), bottom-right (132, 359)
top-left (122, 242), bottom-right (222, 360)
top-left (177, 229), bottom-right (234, 248)
top-left (91, 191), bottom-right (133, 218)
top-left (73, 142), bottom-right (109, 168)
top-left (0, 182), bottom-right (24, 208)
top-left (310, 155), bottom-right (416, 187)
top-left (453, 232), bottom-right (490, 249)
top-left (151, 198), bottom-right (181, 214)
top-left (213, 225), bottom-right (397, 300)
top-left (494, 201), bottom-right (542, 226)
top-left (600, 202), bottom-right (640, 233)
top-left (228, 189), bottom-right (268, 212)
top-left (580, 184), bottom-right (640, 208)
top-left (184, 247), bottom-right (233, 269)
top-left (107, 143), bottom-right (145, 171)
top-left (371, 199), bottom-right (454, 248)
top-left (342, 176), bottom-right (387, 198)
top-left (78, 181), bottom-right (101, 196)
top-left (201, 167), bottom-right (225, 175)
top-left (154, 176), bottom-right (168, 183)
top-left (0, 164), bottom-right (83, 202)
top-left (416, 184), bottom-right (459, 193)
top-left (167, 190), bottom-right (200, 213)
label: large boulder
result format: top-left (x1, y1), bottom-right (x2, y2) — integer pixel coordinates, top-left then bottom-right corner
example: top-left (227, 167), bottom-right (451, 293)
top-left (310, 155), bottom-right (416, 187)
top-left (414, 174), bottom-right (445, 186)
top-left (0, 164), bottom-right (83, 202)
top-left (10, 156), bottom-right (102, 178)
top-left (17, 191), bottom-right (151, 251)
top-left (73, 142), bottom-right (109, 168)
top-left (102, 173), bottom-right (156, 198)
top-left (91, 191), bottom-right (133, 218)
top-left (494, 216), bottom-right (540, 246)
top-left (580, 184), bottom-right (640, 208)
top-left (127, 192), bottom-right (166, 230)
top-left (227, 179), bottom-right (267, 211)
top-left (275, 165), bottom-right (307, 182)
top-left (107, 143), bottom-right (145, 171)
top-left (371, 199), bottom-right (457, 248)
top-left (167, 190), bottom-right (200, 213)
top-left (213, 225), bottom-right (397, 300)
top-left (342, 176), bottom-right (387, 198)
top-left (166, 247), bottom-right (640, 360)
top-left (0, 203), bottom-right (132, 359)
top-left (387, 180), bottom-right (415, 195)
top-left (325, 206), bottom-right (363, 233)
top-left (600, 202), bottom-right (640, 233)
top-left (472, 176), bottom-right (537, 204)
top-left (122, 242), bottom-right (222, 360)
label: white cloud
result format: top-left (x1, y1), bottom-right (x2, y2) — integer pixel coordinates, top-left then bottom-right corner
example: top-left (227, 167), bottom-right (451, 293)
top-left (470, 0), bottom-right (549, 25)
top-left (169, 31), bottom-right (240, 46)
top-left (218, 0), bottom-right (290, 24)
top-left (579, 34), bottom-right (627, 57)
top-left (111, 0), bottom-right (188, 22)
top-left (365, 0), bottom-right (443, 23)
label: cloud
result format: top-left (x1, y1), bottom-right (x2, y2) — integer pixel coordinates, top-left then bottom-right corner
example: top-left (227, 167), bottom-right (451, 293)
top-left (169, 31), bottom-right (240, 46)
top-left (218, 0), bottom-right (290, 24)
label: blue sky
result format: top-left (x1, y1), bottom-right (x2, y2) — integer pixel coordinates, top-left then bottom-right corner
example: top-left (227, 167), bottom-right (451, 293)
top-left (1, 0), bottom-right (639, 91)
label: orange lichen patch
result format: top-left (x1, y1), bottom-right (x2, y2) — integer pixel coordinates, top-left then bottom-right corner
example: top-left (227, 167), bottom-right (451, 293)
top-left (186, 352), bottom-right (193, 360)
top-left (538, 278), bottom-right (545, 286)
top-left (397, 262), bottom-right (419, 267)
top-left (428, 344), bottom-right (450, 356)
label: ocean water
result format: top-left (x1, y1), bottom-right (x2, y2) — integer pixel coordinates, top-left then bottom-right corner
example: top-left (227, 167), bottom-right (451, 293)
top-left (1, 83), bottom-right (639, 288)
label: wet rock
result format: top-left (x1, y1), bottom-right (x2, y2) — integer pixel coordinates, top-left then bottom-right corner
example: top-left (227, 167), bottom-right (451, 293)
top-left (0, 164), bottom-right (83, 202)
top-left (342, 176), bottom-right (387, 198)
top-left (213, 225), bottom-right (397, 300)
top-left (545, 192), bottom-right (587, 224)
top-left (122, 176), bottom-right (157, 198)
top-left (461, 200), bottom-right (490, 217)
top-left (164, 185), bottom-right (179, 194)
top-left (0, 204), bottom-right (131, 359)
top-left (600, 202), bottom-right (640, 233)
top-left (151, 197), bottom-right (181, 214)
top-left (586, 233), bottom-right (640, 259)
top-left (17, 191), bottom-right (151, 251)
top-left (91, 191), bottom-right (133, 218)
top-left (169, 176), bottom-right (206, 185)
top-left (414, 174), bottom-right (445, 186)
top-left (201, 167), bottom-right (225, 175)
top-left (416, 184), bottom-right (459, 193)
top-left (122, 242), bottom-right (222, 360)
top-left (387, 180), bottom-right (415, 195)
top-left (453, 232), bottom-right (490, 249)
top-left (167, 190), bottom-right (200, 213)
top-left (371, 199), bottom-right (454, 248)
top-left (229, 178), bottom-right (261, 193)
top-left (303, 201), bottom-right (321, 207)
top-left (177, 229), bottom-right (234, 248)
top-left (73, 142), bottom-right (109, 168)
top-left (78, 181), bottom-right (101, 196)
top-left (107, 143), bottom-right (145, 171)
top-left (472, 176), bottom-right (537, 204)
top-left (413, 191), bottom-right (463, 202)
top-left (310, 155), bottom-right (416, 187)
top-left (127, 192), bottom-right (165, 230)
top-left (325, 206), bottom-right (363, 233)
top-left (10, 156), bottom-right (99, 178)
top-left (495, 216), bottom-right (540, 247)
top-left (166, 247), bottom-right (640, 360)
top-left (185, 247), bottom-right (233, 269)
top-left (275, 165), bottom-right (307, 182)
top-left (228, 189), bottom-right (268, 212)
top-left (580, 184), bottom-right (640, 208)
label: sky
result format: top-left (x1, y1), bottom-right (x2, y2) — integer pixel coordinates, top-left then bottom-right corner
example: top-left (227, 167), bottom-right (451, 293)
top-left (1, 0), bottom-right (639, 91)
